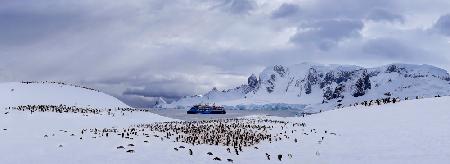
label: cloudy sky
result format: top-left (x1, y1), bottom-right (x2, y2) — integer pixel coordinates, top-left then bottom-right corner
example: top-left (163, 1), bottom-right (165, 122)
top-left (1, 0), bottom-right (450, 107)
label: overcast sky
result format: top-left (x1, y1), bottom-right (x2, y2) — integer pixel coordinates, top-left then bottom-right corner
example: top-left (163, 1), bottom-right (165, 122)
top-left (1, 0), bottom-right (450, 107)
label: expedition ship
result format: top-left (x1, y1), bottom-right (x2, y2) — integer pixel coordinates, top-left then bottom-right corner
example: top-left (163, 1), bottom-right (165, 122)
top-left (187, 104), bottom-right (226, 114)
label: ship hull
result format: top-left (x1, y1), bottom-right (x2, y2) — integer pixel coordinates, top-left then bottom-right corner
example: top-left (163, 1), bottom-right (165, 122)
top-left (186, 105), bottom-right (226, 114)
top-left (186, 110), bottom-right (226, 114)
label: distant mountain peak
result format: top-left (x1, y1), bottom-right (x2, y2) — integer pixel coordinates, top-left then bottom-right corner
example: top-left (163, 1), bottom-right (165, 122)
top-left (166, 63), bottom-right (450, 111)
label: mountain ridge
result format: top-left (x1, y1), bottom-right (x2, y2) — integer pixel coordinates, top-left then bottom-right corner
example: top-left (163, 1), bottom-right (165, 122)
top-left (166, 63), bottom-right (450, 112)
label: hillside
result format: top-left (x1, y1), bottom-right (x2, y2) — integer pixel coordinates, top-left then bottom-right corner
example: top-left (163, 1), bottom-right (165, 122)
top-left (0, 82), bottom-right (129, 108)
top-left (167, 63), bottom-right (450, 111)
top-left (1, 92), bottom-right (449, 163)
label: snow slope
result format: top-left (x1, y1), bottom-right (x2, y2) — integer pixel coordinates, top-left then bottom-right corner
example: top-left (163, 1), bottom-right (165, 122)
top-left (233, 96), bottom-right (450, 164)
top-left (0, 82), bottom-right (129, 108)
top-left (1, 95), bottom-right (449, 163)
top-left (167, 63), bottom-right (450, 112)
top-left (281, 96), bottom-right (450, 164)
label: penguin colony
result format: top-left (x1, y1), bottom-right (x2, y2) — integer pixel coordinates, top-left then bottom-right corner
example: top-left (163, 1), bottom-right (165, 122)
top-left (73, 118), bottom-right (332, 162)
top-left (334, 96), bottom-right (436, 109)
top-left (3, 95), bottom-right (440, 162)
top-left (8, 105), bottom-right (147, 116)
top-left (21, 81), bottom-right (101, 92)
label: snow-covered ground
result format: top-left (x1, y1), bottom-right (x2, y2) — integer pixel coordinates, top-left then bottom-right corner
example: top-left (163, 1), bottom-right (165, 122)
top-left (280, 97), bottom-right (450, 164)
top-left (1, 83), bottom-right (450, 164)
top-left (0, 82), bottom-right (129, 108)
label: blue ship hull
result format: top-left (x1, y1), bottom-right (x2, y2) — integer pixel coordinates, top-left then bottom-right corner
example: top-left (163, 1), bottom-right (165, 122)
top-left (187, 105), bottom-right (226, 114)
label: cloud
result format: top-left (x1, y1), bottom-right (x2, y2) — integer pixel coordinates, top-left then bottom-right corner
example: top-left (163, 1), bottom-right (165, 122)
top-left (211, 0), bottom-right (257, 14)
top-left (271, 3), bottom-right (300, 19)
top-left (0, 3), bottom-right (85, 46)
top-left (122, 80), bottom-right (199, 99)
top-left (1, 0), bottom-right (450, 107)
top-left (365, 8), bottom-right (404, 23)
top-left (433, 13), bottom-right (450, 36)
top-left (290, 19), bottom-right (364, 50)
top-left (301, 0), bottom-right (393, 20)
top-left (362, 38), bottom-right (418, 59)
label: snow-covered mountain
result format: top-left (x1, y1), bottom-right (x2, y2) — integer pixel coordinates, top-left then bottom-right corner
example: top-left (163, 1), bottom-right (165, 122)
top-left (0, 82), bottom-right (130, 108)
top-left (153, 97), bottom-right (168, 108)
top-left (167, 63), bottom-right (450, 111)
